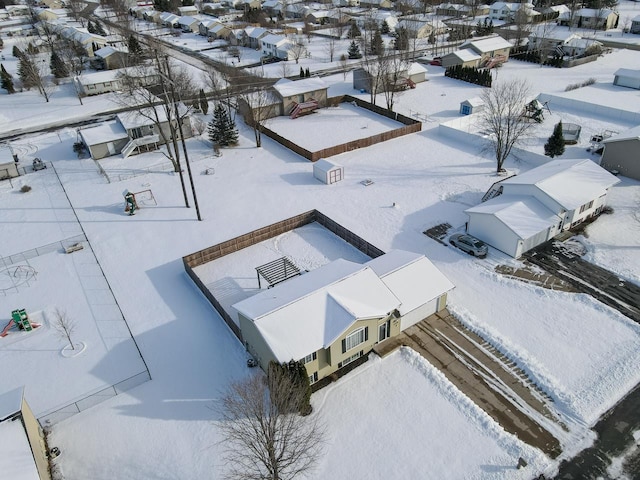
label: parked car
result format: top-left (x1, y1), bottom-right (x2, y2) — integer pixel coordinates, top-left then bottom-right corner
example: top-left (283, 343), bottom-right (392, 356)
top-left (449, 233), bottom-right (488, 258)
top-left (430, 56), bottom-right (442, 66)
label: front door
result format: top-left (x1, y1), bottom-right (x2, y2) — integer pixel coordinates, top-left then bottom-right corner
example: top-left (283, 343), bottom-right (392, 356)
top-left (378, 320), bottom-right (391, 342)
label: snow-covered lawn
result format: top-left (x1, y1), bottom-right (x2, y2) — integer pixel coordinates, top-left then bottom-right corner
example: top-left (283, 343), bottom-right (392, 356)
top-left (1, 44), bottom-right (640, 479)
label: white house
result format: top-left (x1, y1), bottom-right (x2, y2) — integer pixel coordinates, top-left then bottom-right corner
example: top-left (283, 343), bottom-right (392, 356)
top-left (466, 159), bottom-right (620, 258)
top-left (313, 158), bottom-right (343, 184)
top-left (233, 250), bottom-right (454, 383)
top-left (74, 66), bottom-right (159, 96)
top-left (261, 33), bottom-right (298, 60)
top-left (489, 2), bottom-right (535, 22)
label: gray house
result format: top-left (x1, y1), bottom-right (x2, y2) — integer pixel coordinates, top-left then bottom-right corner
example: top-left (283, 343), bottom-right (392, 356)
top-left (600, 124), bottom-right (640, 180)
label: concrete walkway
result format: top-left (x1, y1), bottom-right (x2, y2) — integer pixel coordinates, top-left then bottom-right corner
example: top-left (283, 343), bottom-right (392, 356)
top-left (374, 309), bottom-right (563, 458)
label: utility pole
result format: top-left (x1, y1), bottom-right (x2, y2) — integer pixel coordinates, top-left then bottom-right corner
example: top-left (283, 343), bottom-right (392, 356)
top-left (164, 56), bottom-right (202, 221)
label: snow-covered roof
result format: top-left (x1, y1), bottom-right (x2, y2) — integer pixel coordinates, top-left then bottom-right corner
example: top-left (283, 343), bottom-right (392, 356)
top-left (79, 121), bottom-right (129, 146)
top-left (94, 46), bottom-right (126, 58)
top-left (77, 66), bottom-right (155, 86)
top-left (452, 49), bottom-right (482, 62)
top-left (0, 420), bottom-right (39, 480)
top-left (366, 250), bottom-right (454, 315)
top-left (314, 158), bottom-right (342, 173)
top-left (529, 26), bottom-right (579, 43)
top-left (273, 77), bottom-right (326, 97)
top-left (462, 35), bottom-right (512, 53)
top-left (602, 124), bottom-right (640, 144)
top-left (576, 7), bottom-right (615, 17)
top-left (461, 96), bottom-right (484, 107)
top-left (233, 259), bottom-right (401, 362)
top-left (407, 62), bottom-right (428, 75)
top-left (466, 195), bottom-right (560, 240)
top-left (0, 387), bottom-right (23, 421)
top-left (502, 159), bottom-right (621, 210)
top-left (614, 68), bottom-right (640, 80)
top-left (117, 106), bottom-right (168, 130)
top-left (247, 26), bottom-right (269, 38)
top-left (261, 33), bottom-right (289, 46)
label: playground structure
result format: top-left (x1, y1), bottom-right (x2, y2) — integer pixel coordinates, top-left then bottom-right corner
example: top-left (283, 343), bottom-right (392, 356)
top-left (123, 189), bottom-right (156, 216)
top-left (1, 308), bottom-right (41, 337)
top-left (522, 99), bottom-right (551, 123)
top-left (0, 264), bottom-right (38, 295)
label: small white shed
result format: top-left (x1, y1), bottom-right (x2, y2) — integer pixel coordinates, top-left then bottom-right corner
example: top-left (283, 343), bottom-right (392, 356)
top-left (460, 97), bottom-right (484, 115)
top-left (613, 68), bottom-right (640, 90)
top-left (313, 159), bottom-right (343, 184)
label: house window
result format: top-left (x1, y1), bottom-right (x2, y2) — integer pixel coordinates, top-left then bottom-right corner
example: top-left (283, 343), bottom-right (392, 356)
top-left (342, 327), bottom-right (368, 353)
top-left (309, 372), bottom-right (318, 384)
top-left (461, 104), bottom-right (471, 115)
top-left (579, 200), bottom-right (594, 214)
top-left (302, 352), bottom-right (317, 364)
top-left (338, 350), bottom-right (363, 368)
top-left (88, 85), bottom-right (96, 90)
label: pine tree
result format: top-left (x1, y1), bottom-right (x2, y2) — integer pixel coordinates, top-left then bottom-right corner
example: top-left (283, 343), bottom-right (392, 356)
top-left (347, 40), bottom-right (362, 59)
top-left (13, 45), bottom-right (22, 58)
top-left (198, 89), bottom-right (208, 115)
top-left (300, 66), bottom-right (304, 78)
top-left (394, 26), bottom-right (408, 50)
top-left (371, 28), bottom-right (383, 55)
top-left (18, 55), bottom-right (37, 89)
top-left (208, 104), bottom-right (238, 147)
top-left (347, 23), bottom-right (361, 39)
top-left (305, 67), bottom-right (310, 77)
top-left (87, 20), bottom-right (95, 34)
top-left (1, 63), bottom-right (15, 94)
top-left (94, 21), bottom-right (107, 36)
top-left (544, 121), bottom-right (565, 158)
top-left (128, 34), bottom-right (143, 57)
top-left (50, 51), bottom-right (69, 78)
top-left (380, 19), bottom-right (390, 34)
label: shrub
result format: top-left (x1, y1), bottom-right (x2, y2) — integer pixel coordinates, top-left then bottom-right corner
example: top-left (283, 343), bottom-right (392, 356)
top-left (565, 78), bottom-right (596, 91)
top-left (20, 185), bottom-right (32, 193)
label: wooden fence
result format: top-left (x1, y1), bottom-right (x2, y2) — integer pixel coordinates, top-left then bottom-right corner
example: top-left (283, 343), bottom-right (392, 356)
top-left (259, 95), bottom-right (422, 162)
top-left (183, 210), bottom-right (384, 340)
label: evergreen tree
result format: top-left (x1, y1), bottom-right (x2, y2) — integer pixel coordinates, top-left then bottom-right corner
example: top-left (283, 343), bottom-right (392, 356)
top-left (1, 63), bottom-right (15, 94)
top-left (371, 28), bottom-right (383, 55)
top-left (347, 22), bottom-right (361, 39)
top-left (380, 19), bottom-right (390, 34)
top-left (347, 40), bottom-right (362, 59)
top-left (18, 55), bottom-right (37, 89)
top-left (394, 26), bottom-right (408, 50)
top-left (208, 104), bottom-right (238, 147)
top-left (50, 51), bottom-right (69, 78)
top-left (544, 121), bottom-right (565, 158)
top-left (305, 67), bottom-right (310, 77)
top-left (300, 66), bottom-right (304, 78)
top-left (87, 20), bottom-right (96, 34)
top-left (128, 34), bottom-right (143, 57)
top-left (94, 21), bottom-right (107, 36)
top-left (13, 45), bottom-right (22, 58)
top-left (198, 89), bottom-right (208, 115)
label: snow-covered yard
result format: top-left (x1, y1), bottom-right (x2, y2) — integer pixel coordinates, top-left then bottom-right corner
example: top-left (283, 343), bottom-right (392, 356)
top-left (1, 38), bottom-right (640, 480)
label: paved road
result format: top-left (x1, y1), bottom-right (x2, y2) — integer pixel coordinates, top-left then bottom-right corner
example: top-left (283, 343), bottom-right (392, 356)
top-left (525, 240), bottom-right (640, 324)
top-left (375, 310), bottom-right (563, 458)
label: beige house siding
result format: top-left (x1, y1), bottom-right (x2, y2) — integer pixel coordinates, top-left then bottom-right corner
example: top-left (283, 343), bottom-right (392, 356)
top-left (21, 399), bottom-right (51, 480)
top-left (239, 313), bottom-right (279, 368)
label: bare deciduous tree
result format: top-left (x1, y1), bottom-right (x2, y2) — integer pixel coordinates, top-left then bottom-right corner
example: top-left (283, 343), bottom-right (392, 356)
top-left (238, 85), bottom-right (278, 147)
top-left (218, 371), bottom-right (325, 480)
top-left (53, 308), bottom-right (76, 350)
top-left (289, 37), bottom-right (307, 64)
top-left (480, 78), bottom-right (535, 173)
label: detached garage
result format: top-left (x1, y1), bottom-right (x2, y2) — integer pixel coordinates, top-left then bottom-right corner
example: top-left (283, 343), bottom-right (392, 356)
top-left (613, 68), bottom-right (640, 90)
top-left (313, 158), bottom-right (343, 185)
top-left (466, 195), bottom-right (561, 258)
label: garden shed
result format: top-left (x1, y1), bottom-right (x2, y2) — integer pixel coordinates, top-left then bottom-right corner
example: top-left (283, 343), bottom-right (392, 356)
top-left (313, 159), bottom-right (343, 185)
top-left (460, 97), bottom-right (484, 115)
top-left (613, 68), bottom-right (640, 90)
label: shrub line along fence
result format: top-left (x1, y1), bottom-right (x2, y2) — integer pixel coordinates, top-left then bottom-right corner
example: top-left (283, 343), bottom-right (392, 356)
top-left (258, 95), bottom-right (422, 162)
top-left (183, 209), bottom-right (385, 341)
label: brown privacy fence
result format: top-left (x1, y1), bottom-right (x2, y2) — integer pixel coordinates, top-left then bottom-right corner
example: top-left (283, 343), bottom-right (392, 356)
top-left (259, 95), bottom-right (422, 162)
top-left (183, 210), bottom-right (384, 340)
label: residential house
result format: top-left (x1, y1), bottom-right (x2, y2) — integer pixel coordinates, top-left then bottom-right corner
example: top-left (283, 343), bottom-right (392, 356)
top-left (558, 8), bottom-right (619, 30)
top-left (178, 15), bottom-right (201, 32)
top-left (234, 250), bottom-right (454, 384)
top-left (79, 105), bottom-right (194, 160)
top-left (199, 18), bottom-right (221, 36)
top-left (613, 68), bottom-right (640, 90)
top-left (0, 387), bottom-right (51, 480)
top-left (130, 5), bottom-right (154, 19)
top-left (159, 12), bottom-right (180, 27)
top-left (261, 33), bottom-right (300, 60)
top-left (631, 14), bottom-right (640, 34)
top-left (143, 9), bottom-right (161, 22)
top-left (489, 2), bottom-right (535, 22)
top-left (359, 0), bottom-right (393, 9)
top-left (459, 35), bottom-right (512, 67)
top-left (262, 0), bottom-right (284, 16)
top-left (4, 4), bottom-right (30, 16)
top-left (397, 16), bottom-right (448, 39)
top-left (91, 46), bottom-right (129, 70)
top-left (600, 124), bottom-right (640, 180)
top-left (243, 26), bottom-right (270, 48)
top-left (74, 66), bottom-right (159, 96)
top-left (57, 25), bottom-right (108, 57)
top-left (178, 5), bottom-right (198, 16)
top-left (436, 3), bottom-right (489, 17)
top-left (440, 48), bottom-right (482, 68)
top-left (36, 8), bottom-right (68, 21)
top-left (353, 62), bottom-right (427, 92)
top-left (527, 28), bottom-right (601, 57)
top-left (273, 77), bottom-right (328, 117)
top-left (465, 159), bottom-right (620, 258)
